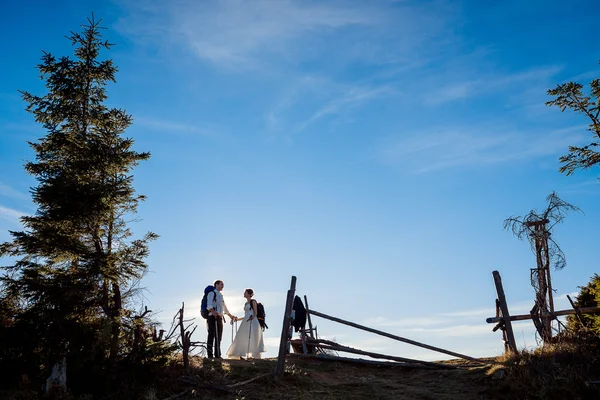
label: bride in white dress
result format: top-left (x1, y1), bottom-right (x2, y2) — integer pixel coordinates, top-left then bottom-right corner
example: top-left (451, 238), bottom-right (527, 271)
top-left (226, 288), bottom-right (266, 359)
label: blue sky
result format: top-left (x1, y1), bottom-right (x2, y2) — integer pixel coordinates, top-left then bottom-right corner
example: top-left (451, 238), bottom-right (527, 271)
top-left (1, 0), bottom-right (599, 360)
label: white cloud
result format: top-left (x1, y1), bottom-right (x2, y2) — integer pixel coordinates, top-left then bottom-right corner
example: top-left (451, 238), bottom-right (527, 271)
top-left (265, 75), bottom-right (335, 130)
top-left (365, 315), bottom-right (447, 328)
top-left (0, 205), bottom-right (26, 224)
top-left (425, 66), bottom-right (563, 105)
top-left (178, 0), bottom-right (374, 67)
top-left (118, 0), bottom-right (376, 69)
top-left (294, 85), bottom-right (397, 133)
top-left (0, 183), bottom-right (29, 200)
top-left (264, 74), bottom-right (397, 140)
top-left (441, 308), bottom-right (493, 318)
top-left (118, 0), bottom-right (460, 70)
top-left (378, 124), bottom-right (587, 172)
top-left (134, 116), bottom-right (217, 136)
top-left (560, 179), bottom-right (600, 196)
top-left (401, 323), bottom-right (494, 338)
top-left (117, 0), bottom-right (462, 140)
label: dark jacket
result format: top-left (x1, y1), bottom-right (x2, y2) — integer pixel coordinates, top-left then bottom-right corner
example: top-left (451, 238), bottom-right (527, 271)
top-left (292, 295), bottom-right (307, 332)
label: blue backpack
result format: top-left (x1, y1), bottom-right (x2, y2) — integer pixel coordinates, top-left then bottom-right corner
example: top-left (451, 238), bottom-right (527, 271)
top-left (200, 285), bottom-right (217, 319)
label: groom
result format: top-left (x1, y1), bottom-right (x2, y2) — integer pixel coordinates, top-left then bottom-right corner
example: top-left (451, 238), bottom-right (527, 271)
top-left (206, 280), bottom-right (234, 359)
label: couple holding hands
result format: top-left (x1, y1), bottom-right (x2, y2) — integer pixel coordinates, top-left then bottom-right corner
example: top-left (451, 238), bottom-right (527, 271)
top-left (205, 280), bottom-right (266, 360)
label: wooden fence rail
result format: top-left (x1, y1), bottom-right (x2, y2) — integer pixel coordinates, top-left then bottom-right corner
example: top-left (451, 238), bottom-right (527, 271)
top-left (486, 306), bottom-right (600, 324)
top-left (306, 338), bottom-right (456, 369)
top-left (308, 308), bottom-right (484, 364)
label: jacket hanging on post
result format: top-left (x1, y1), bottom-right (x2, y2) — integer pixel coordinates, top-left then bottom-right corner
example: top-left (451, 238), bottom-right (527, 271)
top-left (292, 295), bottom-right (307, 332)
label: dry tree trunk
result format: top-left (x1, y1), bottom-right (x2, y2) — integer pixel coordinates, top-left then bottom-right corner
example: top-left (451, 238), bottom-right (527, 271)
top-left (178, 303), bottom-right (190, 369)
top-left (532, 223), bottom-right (552, 341)
top-left (109, 282), bottom-right (122, 361)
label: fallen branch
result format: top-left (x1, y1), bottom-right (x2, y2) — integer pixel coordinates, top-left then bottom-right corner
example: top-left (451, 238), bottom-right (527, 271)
top-left (165, 309), bottom-right (181, 341)
top-left (178, 376), bottom-right (233, 393)
top-left (226, 372), bottom-right (271, 388)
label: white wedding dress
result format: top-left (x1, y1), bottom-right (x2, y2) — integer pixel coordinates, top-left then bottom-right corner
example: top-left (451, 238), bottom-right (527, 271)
top-left (226, 302), bottom-right (266, 359)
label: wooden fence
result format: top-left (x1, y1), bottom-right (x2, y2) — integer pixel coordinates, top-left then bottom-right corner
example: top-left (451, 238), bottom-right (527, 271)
top-left (273, 276), bottom-right (485, 380)
top-left (486, 270), bottom-right (600, 353)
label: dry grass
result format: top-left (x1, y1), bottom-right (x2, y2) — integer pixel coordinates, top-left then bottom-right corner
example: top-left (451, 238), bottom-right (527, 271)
top-left (144, 354), bottom-right (499, 400)
top-left (3, 341), bottom-right (599, 400)
top-left (487, 332), bottom-right (600, 400)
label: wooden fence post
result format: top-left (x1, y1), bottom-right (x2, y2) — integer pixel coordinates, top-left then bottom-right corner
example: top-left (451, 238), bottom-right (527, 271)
top-left (567, 295), bottom-right (584, 327)
top-left (492, 270), bottom-right (517, 353)
top-left (274, 276), bottom-right (297, 380)
top-left (304, 295), bottom-right (315, 339)
top-left (301, 328), bottom-right (308, 354)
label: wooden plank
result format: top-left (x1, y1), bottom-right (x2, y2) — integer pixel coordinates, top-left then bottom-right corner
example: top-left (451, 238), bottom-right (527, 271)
top-left (290, 339), bottom-right (320, 354)
top-left (301, 328), bottom-right (308, 354)
top-left (303, 295), bottom-right (315, 339)
top-left (274, 276), bottom-right (297, 380)
top-left (493, 270), bottom-right (517, 352)
top-left (308, 308), bottom-right (483, 364)
top-left (529, 303), bottom-right (544, 338)
top-left (313, 343), bottom-right (455, 369)
top-left (485, 306), bottom-right (600, 323)
top-left (298, 353), bottom-right (442, 368)
top-left (308, 338), bottom-right (457, 369)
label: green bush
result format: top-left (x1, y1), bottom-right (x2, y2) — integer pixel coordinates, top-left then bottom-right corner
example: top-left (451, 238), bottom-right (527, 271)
top-left (567, 274), bottom-right (600, 334)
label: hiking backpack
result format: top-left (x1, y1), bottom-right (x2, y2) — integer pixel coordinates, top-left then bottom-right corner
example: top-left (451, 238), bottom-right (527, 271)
top-left (251, 300), bottom-right (268, 331)
top-left (200, 285), bottom-right (217, 319)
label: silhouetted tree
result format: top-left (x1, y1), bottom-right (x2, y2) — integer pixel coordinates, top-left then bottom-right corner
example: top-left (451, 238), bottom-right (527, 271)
top-left (0, 15), bottom-right (164, 387)
top-left (547, 61), bottom-right (600, 175)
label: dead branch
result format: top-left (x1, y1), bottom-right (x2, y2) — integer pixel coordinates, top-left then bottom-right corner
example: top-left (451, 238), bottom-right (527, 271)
top-left (134, 305), bottom-right (152, 319)
top-left (152, 327), bottom-right (165, 342)
top-left (177, 376), bottom-right (233, 393)
top-left (226, 373), bottom-right (271, 388)
top-left (164, 309), bottom-right (181, 341)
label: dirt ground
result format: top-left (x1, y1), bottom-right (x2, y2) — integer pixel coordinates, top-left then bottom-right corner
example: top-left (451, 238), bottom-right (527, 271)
top-left (164, 354), bottom-right (508, 400)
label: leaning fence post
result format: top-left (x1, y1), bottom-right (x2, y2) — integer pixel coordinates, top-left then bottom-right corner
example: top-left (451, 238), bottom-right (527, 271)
top-left (304, 295), bottom-right (315, 339)
top-left (300, 327), bottom-right (308, 354)
top-left (274, 276), bottom-right (297, 380)
top-left (567, 294), bottom-right (585, 327)
top-left (493, 270), bottom-right (517, 353)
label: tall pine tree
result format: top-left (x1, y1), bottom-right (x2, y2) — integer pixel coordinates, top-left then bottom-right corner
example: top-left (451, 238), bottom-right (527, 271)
top-left (0, 16), bottom-right (158, 376)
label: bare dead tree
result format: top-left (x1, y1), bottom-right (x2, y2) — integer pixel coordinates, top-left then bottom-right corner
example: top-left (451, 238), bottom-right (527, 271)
top-left (178, 303), bottom-right (191, 369)
top-left (152, 326), bottom-right (166, 342)
top-left (132, 306), bottom-right (152, 348)
top-left (165, 302), bottom-right (207, 370)
top-left (504, 192), bottom-right (581, 341)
